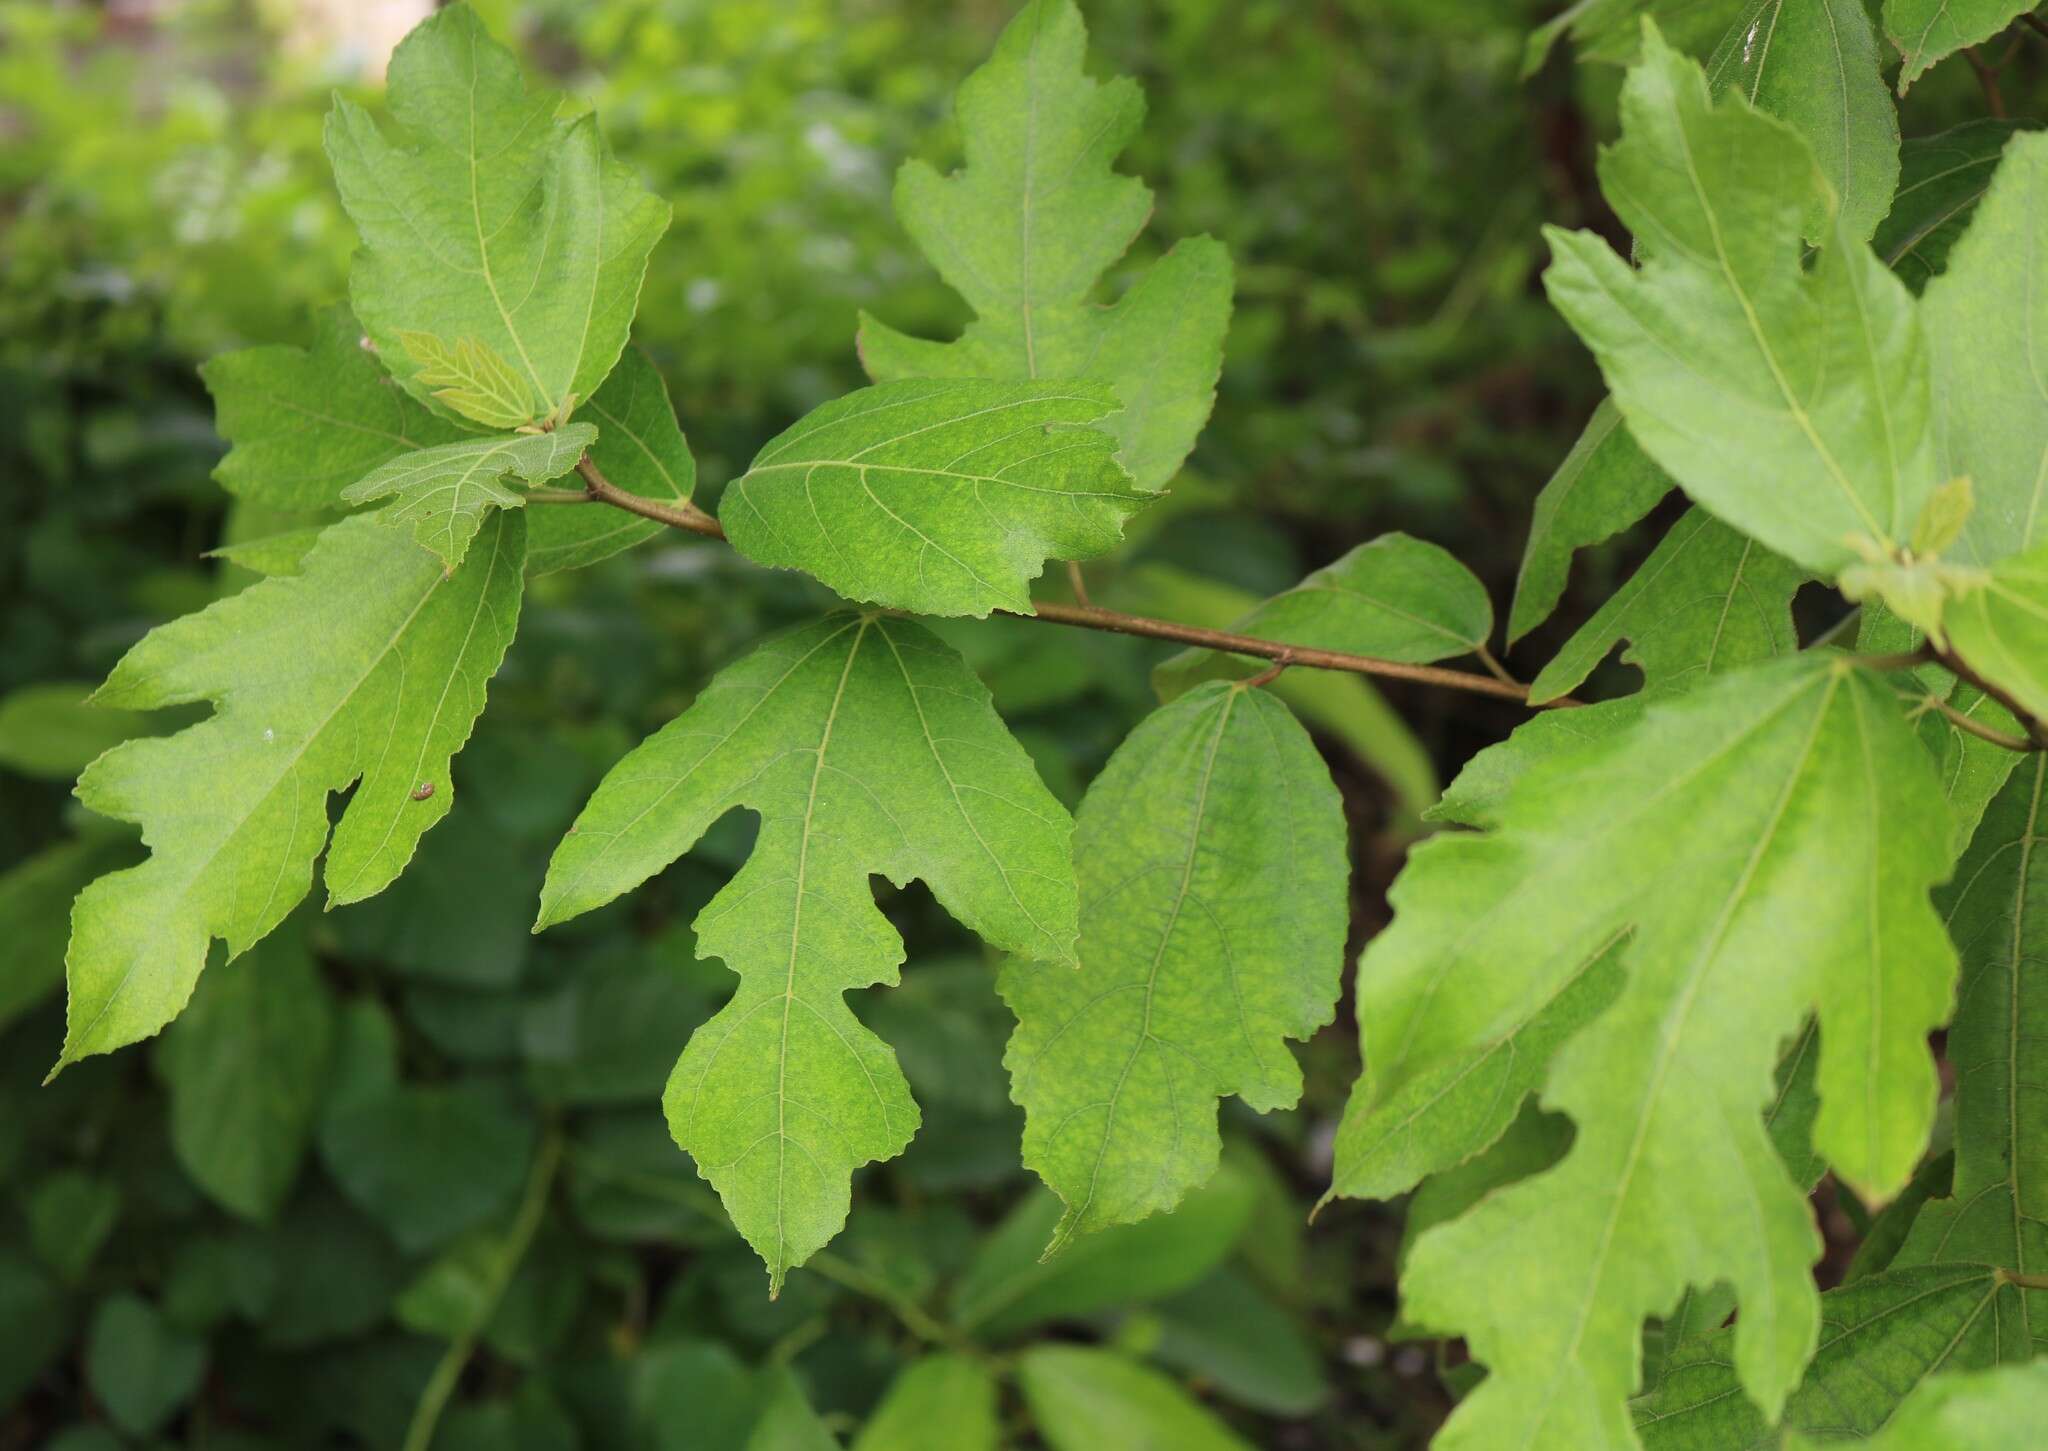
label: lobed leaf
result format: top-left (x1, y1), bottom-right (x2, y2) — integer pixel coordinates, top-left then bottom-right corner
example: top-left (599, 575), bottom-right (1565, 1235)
top-left (1001, 682), bottom-right (1347, 1248)
top-left (538, 615), bottom-right (1077, 1287)
top-left (719, 379), bottom-right (1144, 618)
top-left (858, 0), bottom-right (1231, 494)
top-left (342, 424), bottom-right (596, 570)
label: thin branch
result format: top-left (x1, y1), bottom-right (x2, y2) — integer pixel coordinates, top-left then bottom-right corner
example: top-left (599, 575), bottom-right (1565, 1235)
top-left (1066, 559), bottom-right (1092, 608)
top-left (576, 455), bottom-right (726, 538)
top-left (1998, 1268), bottom-right (2048, 1291)
top-left (1474, 643), bottom-right (1522, 689)
top-left (2023, 12), bottom-right (2048, 43)
top-left (1962, 46), bottom-right (2008, 117)
top-left (1936, 645), bottom-right (2048, 749)
top-left (1929, 694), bottom-right (2042, 753)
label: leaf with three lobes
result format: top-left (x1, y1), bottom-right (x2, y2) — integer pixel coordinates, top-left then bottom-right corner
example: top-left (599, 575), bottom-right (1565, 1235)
top-left (342, 424), bottom-right (596, 570)
top-left (1885, 0), bottom-right (2034, 93)
top-left (1544, 25), bottom-right (1936, 579)
top-left (1153, 534), bottom-right (1494, 693)
top-left (1922, 131), bottom-right (2048, 569)
top-left (718, 379), bottom-right (1144, 618)
top-left (858, 0), bottom-right (1230, 495)
top-left (1528, 508), bottom-right (1805, 704)
top-left (324, 4), bottom-right (669, 423)
top-left (1876, 121), bottom-right (2023, 294)
top-left (537, 615), bottom-right (1078, 1287)
top-left (1341, 655), bottom-right (1953, 1449)
top-left (57, 511), bottom-right (526, 1072)
top-left (1001, 681), bottom-right (1347, 1249)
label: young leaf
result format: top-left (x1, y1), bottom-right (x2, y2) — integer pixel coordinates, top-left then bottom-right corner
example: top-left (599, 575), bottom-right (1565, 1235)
top-left (1544, 25), bottom-right (1936, 579)
top-left (1875, 120), bottom-right (2022, 293)
top-left (719, 379), bottom-right (1143, 618)
top-left (529, 347), bottom-right (696, 575)
top-left (537, 615), bottom-right (1078, 1287)
top-left (857, 0), bottom-right (1231, 494)
top-left (1355, 656), bottom-right (1955, 1447)
top-left (58, 512), bottom-right (526, 1071)
top-left (1885, 0), bottom-right (2033, 94)
top-left (1509, 400), bottom-right (1673, 646)
top-left (1850, 1360), bottom-right (2048, 1449)
top-left (200, 308), bottom-right (465, 513)
top-left (1152, 534), bottom-right (1495, 692)
top-left (1944, 541), bottom-right (2048, 723)
top-left (1001, 682), bottom-right (1347, 1248)
top-left (1895, 757), bottom-right (2048, 1347)
top-left (397, 331), bottom-right (540, 430)
top-left (342, 424), bottom-right (596, 570)
top-left (1016, 1346), bottom-right (1254, 1451)
top-left (1922, 130), bottom-right (2048, 568)
top-left (1703, 0), bottom-right (1899, 244)
top-left (1527, 508), bottom-right (1805, 703)
top-left (324, 4), bottom-right (669, 424)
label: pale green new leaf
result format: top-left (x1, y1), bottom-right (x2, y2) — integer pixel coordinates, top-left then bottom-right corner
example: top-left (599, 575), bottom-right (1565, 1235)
top-left (1528, 508), bottom-right (1806, 703)
top-left (200, 308), bottom-right (464, 513)
top-left (1704, 0), bottom-right (1899, 243)
top-left (719, 379), bottom-right (1143, 618)
top-left (58, 512), bottom-right (526, 1071)
top-left (1851, 1361), bottom-right (2048, 1449)
top-left (1896, 756), bottom-right (2048, 1349)
top-left (1885, 0), bottom-right (2033, 93)
top-left (858, 0), bottom-right (1230, 494)
top-left (537, 615), bottom-right (1077, 1286)
top-left (341, 424), bottom-right (596, 570)
top-left (1922, 130), bottom-right (2048, 568)
top-left (1352, 656), bottom-right (1954, 1449)
top-left (1544, 26), bottom-right (1936, 578)
top-left (397, 330), bottom-right (539, 430)
top-left (1001, 682), bottom-right (1347, 1248)
top-left (325, 5), bottom-right (669, 422)
top-left (1875, 121), bottom-right (2022, 293)
top-left (1945, 541), bottom-right (2048, 723)
top-left (1509, 400), bottom-right (1674, 645)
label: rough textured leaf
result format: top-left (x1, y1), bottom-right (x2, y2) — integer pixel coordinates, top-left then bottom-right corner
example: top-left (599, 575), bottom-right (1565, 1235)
top-left (1922, 129), bottom-right (2048, 568)
top-left (853, 1355), bottom-right (999, 1451)
top-left (1351, 656), bottom-right (1954, 1449)
top-left (538, 615), bottom-right (1077, 1286)
top-left (1875, 120), bottom-right (2022, 293)
top-left (59, 511), bottom-right (525, 1070)
top-left (1885, 0), bottom-right (2032, 93)
top-left (1528, 508), bottom-right (1806, 703)
top-left (1154, 535), bottom-right (1494, 693)
top-left (528, 347), bottom-right (696, 574)
top-left (1945, 541), bottom-right (2048, 722)
top-left (857, 0), bottom-right (1230, 494)
top-left (1544, 27), bottom-right (1936, 578)
top-left (720, 379), bottom-right (1142, 617)
top-left (342, 424), bottom-right (595, 569)
top-left (1001, 682), bottom-right (1346, 1248)
top-left (1017, 1346), bottom-right (1254, 1451)
top-left (324, 5), bottom-right (669, 422)
top-left (1509, 400), bottom-right (1674, 645)
top-left (157, 916), bottom-right (335, 1222)
top-left (1851, 1360), bottom-right (2048, 1448)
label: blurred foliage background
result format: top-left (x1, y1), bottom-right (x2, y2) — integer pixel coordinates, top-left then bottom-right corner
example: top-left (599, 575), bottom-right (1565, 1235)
top-left (2, 1), bottom-right (2040, 1447)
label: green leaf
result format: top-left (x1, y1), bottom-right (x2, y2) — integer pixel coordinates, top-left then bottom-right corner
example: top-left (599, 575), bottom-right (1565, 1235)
top-left (1143, 1269), bottom-right (1331, 1416)
top-left (27, 1169), bottom-right (121, 1284)
top-left (325, 5), bottom-right (669, 424)
top-left (857, 0), bottom-right (1230, 494)
top-left (1154, 534), bottom-right (1495, 687)
top-left (341, 423), bottom-right (595, 570)
top-left (58, 511), bottom-right (525, 1070)
top-left (157, 914), bottom-right (334, 1222)
top-left (1852, 1360), bottom-right (2048, 1449)
top-left (0, 1250), bottom-right (69, 1403)
top-left (84, 1294), bottom-right (206, 1438)
top-left (397, 330), bottom-right (540, 429)
top-left (1528, 509), bottom-right (1806, 704)
top-left (319, 1084), bottom-right (537, 1253)
top-left (1703, 0), bottom-right (1899, 244)
top-left (538, 615), bottom-right (1077, 1287)
top-left (1945, 541), bottom-right (2048, 723)
top-left (1922, 130), bottom-right (2048, 568)
top-left (1525, 0), bottom-right (1747, 76)
top-left (200, 307), bottom-right (465, 513)
top-left (0, 834), bottom-right (137, 1034)
top-left (1002, 682), bottom-right (1346, 1246)
top-left (1885, 0), bottom-right (2032, 93)
top-left (1427, 696), bottom-right (1647, 831)
top-left (1875, 121), bottom-right (2021, 294)
top-left (1633, 1263), bottom-right (2021, 1446)
top-left (1895, 756), bottom-right (2047, 1347)
top-left (1544, 26), bottom-right (1936, 579)
top-left (1017, 1345), bottom-right (1253, 1451)
top-left (853, 1354), bottom-right (1000, 1451)
top-left (1509, 400), bottom-right (1674, 646)
top-left (0, 680), bottom-right (153, 779)
top-left (719, 379), bottom-right (1143, 618)
top-left (527, 347), bottom-right (696, 575)
top-left (1353, 656), bottom-right (1955, 1447)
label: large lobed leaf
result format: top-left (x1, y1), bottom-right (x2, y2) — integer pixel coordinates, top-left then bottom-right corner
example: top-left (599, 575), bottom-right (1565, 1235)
top-left (1337, 655), bottom-right (1955, 1449)
top-left (1001, 681), bottom-right (1347, 1250)
top-left (719, 379), bottom-right (1145, 618)
top-left (324, 4), bottom-right (669, 425)
top-left (857, 0), bottom-right (1231, 494)
top-left (59, 513), bottom-right (526, 1071)
top-left (1544, 25), bottom-right (1935, 580)
top-left (537, 615), bottom-right (1078, 1287)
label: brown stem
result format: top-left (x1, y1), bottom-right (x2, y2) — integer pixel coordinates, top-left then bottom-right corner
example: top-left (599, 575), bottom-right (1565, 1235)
top-left (575, 456), bottom-right (726, 538)
top-left (2023, 12), bottom-right (2048, 43)
top-left (1998, 1268), bottom-right (2048, 1291)
top-left (1936, 645), bottom-right (2048, 749)
top-left (1963, 46), bottom-right (2008, 117)
top-left (1929, 694), bottom-right (2042, 753)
